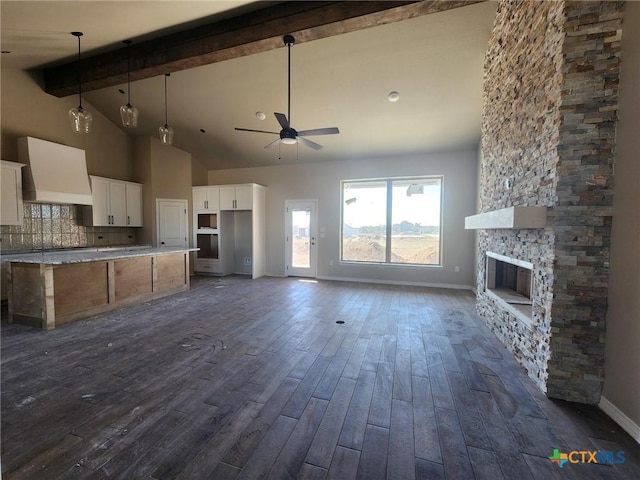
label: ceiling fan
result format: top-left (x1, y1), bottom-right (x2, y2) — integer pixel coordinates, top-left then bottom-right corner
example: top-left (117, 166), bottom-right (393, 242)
top-left (235, 34), bottom-right (340, 151)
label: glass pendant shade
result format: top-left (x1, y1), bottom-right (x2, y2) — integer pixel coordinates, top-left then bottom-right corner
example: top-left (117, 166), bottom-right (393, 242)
top-left (69, 106), bottom-right (92, 134)
top-left (120, 103), bottom-right (139, 128)
top-left (69, 106), bottom-right (93, 134)
top-left (159, 124), bottom-right (174, 145)
top-left (69, 32), bottom-right (92, 134)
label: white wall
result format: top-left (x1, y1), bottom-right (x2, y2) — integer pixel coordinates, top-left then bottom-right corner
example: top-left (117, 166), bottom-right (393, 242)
top-left (209, 150), bottom-right (477, 287)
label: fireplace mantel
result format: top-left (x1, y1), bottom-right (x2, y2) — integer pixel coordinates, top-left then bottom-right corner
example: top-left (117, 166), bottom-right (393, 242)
top-left (465, 206), bottom-right (546, 230)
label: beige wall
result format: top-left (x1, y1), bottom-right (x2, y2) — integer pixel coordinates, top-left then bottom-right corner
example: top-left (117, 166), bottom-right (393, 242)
top-left (133, 137), bottom-right (153, 245)
top-left (1, 69), bottom-right (132, 180)
top-left (209, 150), bottom-right (477, 287)
top-left (191, 157), bottom-right (209, 186)
top-left (133, 136), bottom-right (192, 247)
top-left (603, 1), bottom-right (640, 436)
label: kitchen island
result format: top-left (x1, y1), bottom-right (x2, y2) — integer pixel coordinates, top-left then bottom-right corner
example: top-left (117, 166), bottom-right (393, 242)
top-left (5, 247), bottom-right (196, 329)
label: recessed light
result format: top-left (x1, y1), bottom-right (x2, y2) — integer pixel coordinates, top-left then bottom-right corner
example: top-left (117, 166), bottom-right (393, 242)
top-left (388, 91), bottom-right (400, 102)
top-left (200, 129), bottom-right (206, 133)
top-left (118, 88), bottom-right (126, 95)
top-left (256, 111), bottom-right (266, 120)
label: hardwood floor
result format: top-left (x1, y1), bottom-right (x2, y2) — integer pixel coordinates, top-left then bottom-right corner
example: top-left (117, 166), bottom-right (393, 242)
top-left (2, 275), bottom-right (639, 479)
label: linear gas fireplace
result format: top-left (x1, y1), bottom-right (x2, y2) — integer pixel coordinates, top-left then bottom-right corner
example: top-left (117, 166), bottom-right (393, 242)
top-left (485, 252), bottom-right (534, 327)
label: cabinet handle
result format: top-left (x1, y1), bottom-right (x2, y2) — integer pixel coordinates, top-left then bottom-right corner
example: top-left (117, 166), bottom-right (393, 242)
top-left (127, 216), bottom-right (130, 225)
top-left (205, 200), bottom-right (208, 209)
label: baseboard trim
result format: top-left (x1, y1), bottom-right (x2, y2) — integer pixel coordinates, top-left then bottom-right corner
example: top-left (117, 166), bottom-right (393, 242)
top-left (599, 396), bottom-right (640, 443)
top-left (316, 275), bottom-right (473, 291)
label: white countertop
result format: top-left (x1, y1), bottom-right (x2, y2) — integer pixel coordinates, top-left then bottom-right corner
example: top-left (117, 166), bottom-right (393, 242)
top-left (2, 246), bottom-right (197, 265)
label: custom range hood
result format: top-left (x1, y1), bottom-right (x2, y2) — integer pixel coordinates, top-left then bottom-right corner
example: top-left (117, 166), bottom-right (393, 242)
top-left (17, 136), bottom-right (93, 205)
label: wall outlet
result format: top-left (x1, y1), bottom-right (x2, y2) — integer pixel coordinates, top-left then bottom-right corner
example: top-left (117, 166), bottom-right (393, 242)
top-left (244, 257), bottom-right (252, 265)
top-left (454, 266), bottom-right (460, 273)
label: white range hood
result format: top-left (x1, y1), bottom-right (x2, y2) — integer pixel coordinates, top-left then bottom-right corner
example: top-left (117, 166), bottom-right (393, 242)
top-left (17, 136), bottom-right (93, 205)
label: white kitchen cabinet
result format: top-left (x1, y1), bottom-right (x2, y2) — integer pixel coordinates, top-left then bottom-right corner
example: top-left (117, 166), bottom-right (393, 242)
top-left (193, 183), bottom-right (265, 278)
top-left (193, 186), bottom-right (220, 274)
top-left (193, 186), bottom-right (219, 211)
top-left (83, 176), bottom-right (142, 227)
top-left (220, 184), bottom-right (252, 210)
top-left (1, 161), bottom-right (26, 226)
top-left (125, 183), bottom-right (143, 227)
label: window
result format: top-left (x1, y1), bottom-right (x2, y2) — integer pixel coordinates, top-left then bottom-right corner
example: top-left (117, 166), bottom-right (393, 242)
top-left (341, 177), bottom-right (442, 265)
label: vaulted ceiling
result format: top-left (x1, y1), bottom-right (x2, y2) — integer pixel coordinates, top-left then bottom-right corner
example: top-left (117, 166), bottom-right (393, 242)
top-left (1, 1), bottom-right (497, 170)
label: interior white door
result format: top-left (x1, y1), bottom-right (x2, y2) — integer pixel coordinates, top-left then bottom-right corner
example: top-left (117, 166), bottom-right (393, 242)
top-left (285, 200), bottom-right (318, 278)
top-left (157, 199), bottom-right (188, 247)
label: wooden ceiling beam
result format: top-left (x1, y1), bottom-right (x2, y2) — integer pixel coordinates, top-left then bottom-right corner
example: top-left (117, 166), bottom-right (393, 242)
top-left (43, 0), bottom-right (483, 98)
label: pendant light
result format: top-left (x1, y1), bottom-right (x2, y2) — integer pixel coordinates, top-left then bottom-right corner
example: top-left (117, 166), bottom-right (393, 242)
top-left (68, 32), bottom-right (93, 134)
top-left (159, 73), bottom-right (174, 145)
top-left (119, 40), bottom-right (138, 128)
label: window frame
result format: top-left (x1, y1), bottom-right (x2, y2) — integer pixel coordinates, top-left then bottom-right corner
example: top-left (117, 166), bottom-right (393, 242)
top-left (340, 175), bottom-right (444, 267)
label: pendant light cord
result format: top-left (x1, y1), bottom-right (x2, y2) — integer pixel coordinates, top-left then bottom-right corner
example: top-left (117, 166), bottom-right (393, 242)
top-left (74, 33), bottom-right (83, 109)
top-left (125, 40), bottom-right (132, 106)
top-left (164, 73), bottom-right (170, 127)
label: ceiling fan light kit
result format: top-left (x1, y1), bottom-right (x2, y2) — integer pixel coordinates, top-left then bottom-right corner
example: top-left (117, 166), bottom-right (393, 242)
top-left (235, 34), bottom-right (340, 151)
top-left (68, 32), bottom-right (93, 134)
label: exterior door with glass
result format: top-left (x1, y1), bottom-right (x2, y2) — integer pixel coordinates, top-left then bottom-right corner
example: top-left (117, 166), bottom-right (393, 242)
top-left (285, 200), bottom-right (318, 277)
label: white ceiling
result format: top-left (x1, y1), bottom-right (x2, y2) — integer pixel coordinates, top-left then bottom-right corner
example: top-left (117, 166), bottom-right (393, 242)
top-left (1, 1), bottom-right (497, 170)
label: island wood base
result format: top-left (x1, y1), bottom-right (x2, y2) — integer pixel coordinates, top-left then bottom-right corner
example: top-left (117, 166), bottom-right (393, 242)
top-left (8, 251), bottom-right (189, 329)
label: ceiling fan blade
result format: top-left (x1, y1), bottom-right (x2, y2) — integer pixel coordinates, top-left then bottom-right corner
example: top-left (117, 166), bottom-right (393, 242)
top-left (235, 127), bottom-right (279, 135)
top-left (297, 136), bottom-right (323, 151)
top-left (297, 127), bottom-right (340, 136)
top-left (274, 112), bottom-right (290, 130)
top-left (264, 138), bottom-right (281, 149)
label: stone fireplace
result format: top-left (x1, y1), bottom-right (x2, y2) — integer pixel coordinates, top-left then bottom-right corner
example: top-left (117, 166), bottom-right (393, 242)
top-left (470, 1), bottom-right (623, 404)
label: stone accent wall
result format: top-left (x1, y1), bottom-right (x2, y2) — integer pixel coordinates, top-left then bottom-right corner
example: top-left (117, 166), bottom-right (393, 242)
top-left (0, 203), bottom-right (139, 253)
top-left (548, 1), bottom-right (623, 402)
top-left (477, 0), bottom-right (623, 404)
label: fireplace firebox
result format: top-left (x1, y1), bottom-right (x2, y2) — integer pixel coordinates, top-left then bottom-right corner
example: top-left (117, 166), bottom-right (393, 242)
top-left (485, 252), bottom-right (533, 326)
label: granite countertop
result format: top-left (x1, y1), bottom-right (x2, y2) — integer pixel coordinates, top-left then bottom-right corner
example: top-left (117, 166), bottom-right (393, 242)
top-left (2, 246), bottom-right (198, 265)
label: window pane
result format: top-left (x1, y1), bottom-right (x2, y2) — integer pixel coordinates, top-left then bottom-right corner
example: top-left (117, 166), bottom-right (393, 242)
top-left (291, 208), bottom-right (311, 268)
top-left (390, 178), bottom-right (441, 265)
top-left (342, 181), bottom-right (387, 262)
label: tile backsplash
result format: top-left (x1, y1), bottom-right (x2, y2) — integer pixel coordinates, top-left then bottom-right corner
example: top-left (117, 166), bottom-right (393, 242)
top-left (0, 203), bottom-right (138, 253)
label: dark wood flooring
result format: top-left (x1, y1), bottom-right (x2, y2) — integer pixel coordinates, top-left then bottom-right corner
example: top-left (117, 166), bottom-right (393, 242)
top-left (2, 276), bottom-right (639, 479)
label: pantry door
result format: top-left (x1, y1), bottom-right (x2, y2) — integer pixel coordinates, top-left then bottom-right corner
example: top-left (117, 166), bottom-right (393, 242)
top-left (285, 200), bottom-right (318, 278)
top-left (157, 199), bottom-right (188, 247)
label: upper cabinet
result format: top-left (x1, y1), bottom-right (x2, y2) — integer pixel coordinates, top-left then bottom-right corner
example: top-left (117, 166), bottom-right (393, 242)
top-left (220, 184), bottom-right (253, 210)
top-left (124, 183), bottom-right (143, 227)
top-left (193, 186), bottom-right (219, 212)
top-left (83, 176), bottom-right (143, 227)
top-left (1, 161), bottom-right (26, 226)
